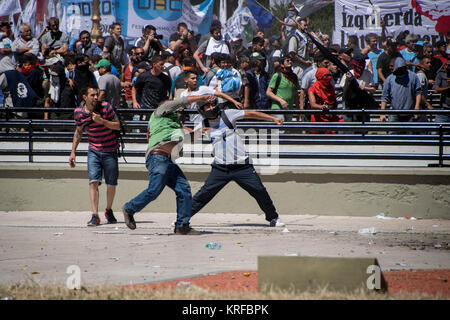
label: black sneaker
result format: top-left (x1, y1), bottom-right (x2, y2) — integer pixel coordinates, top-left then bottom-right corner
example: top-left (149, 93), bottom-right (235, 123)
top-left (122, 206), bottom-right (136, 230)
top-left (174, 226), bottom-right (202, 235)
top-left (87, 214), bottom-right (100, 227)
top-left (104, 208), bottom-right (117, 224)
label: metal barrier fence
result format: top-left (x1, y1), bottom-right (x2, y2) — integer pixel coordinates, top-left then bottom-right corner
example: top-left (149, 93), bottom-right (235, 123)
top-left (0, 107), bottom-right (449, 167)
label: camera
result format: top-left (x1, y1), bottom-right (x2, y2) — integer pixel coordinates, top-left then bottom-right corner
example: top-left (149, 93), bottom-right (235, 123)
top-left (155, 34), bottom-right (163, 40)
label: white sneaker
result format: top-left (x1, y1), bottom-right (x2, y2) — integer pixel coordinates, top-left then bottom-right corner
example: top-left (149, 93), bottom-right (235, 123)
top-left (270, 218), bottom-right (285, 227)
top-left (171, 220), bottom-right (176, 227)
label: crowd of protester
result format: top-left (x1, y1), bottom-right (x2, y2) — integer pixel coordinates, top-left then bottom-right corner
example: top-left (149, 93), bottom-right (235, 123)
top-left (1, 2), bottom-right (449, 132)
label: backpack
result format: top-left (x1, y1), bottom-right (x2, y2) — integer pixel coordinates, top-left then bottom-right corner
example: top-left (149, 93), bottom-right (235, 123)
top-left (201, 66), bottom-right (220, 87)
top-left (201, 38), bottom-right (232, 66)
top-left (163, 64), bottom-right (176, 82)
top-left (282, 33), bottom-right (301, 57)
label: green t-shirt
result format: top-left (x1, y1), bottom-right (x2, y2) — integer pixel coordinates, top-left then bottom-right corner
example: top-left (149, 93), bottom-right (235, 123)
top-left (269, 72), bottom-right (297, 110)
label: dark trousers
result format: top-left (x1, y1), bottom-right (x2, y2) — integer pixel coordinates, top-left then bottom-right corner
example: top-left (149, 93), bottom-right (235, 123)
top-left (191, 163), bottom-right (278, 222)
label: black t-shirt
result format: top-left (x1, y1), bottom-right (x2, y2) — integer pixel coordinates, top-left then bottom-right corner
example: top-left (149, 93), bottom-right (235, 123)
top-left (376, 51), bottom-right (401, 82)
top-left (169, 33), bottom-right (181, 43)
top-left (134, 71), bottom-right (171, 108)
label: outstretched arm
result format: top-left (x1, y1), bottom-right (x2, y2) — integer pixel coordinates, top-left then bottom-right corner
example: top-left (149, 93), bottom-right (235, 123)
top-left (244, 111), bottom-right (283, 125)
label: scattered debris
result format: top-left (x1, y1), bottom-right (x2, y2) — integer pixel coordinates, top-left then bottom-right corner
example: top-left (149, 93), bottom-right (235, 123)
top-left (243, 273), bottom-right (250, 277)
top-left (368, 241), bottom-right (376, 246)
top-left (358, 227), bottom-right (378, 235)
top-left (396, 263), bottom-right (409, 267)
top-left (372, 213), bottom-right (394, 220)
top-left (432, 225), bottom-right (439, 228)
top-left (53, 232), bottom-right (64, 236)
top-left (329, 231), bottom-right (338, 235)
top-left (31, 271), bottom-right (40, 274)
top-left (236, 241), bottom-right (241, 244)
top-left (205, 242), bottom-right (222, 250)
top-left (406, 226), bottom-right (414, 231)
top-left (281, 228), bottom-right (290, 233)
top-left (434, 244), bottom-right (442, 248)
top-left (405, 216), bottom-right (417, 220)
top-left (284, 253), bottom-right (299, 256)
top-left (93, 231), bottom-right (125, 234)
top-left (109, 257), bottom-right (120, 262)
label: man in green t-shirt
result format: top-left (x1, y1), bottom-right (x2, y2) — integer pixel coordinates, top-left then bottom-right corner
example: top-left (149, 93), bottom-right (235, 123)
top-left (122, 95), bottom-right (214, 234)
top-left (266, 57), bottom-right (299, 122)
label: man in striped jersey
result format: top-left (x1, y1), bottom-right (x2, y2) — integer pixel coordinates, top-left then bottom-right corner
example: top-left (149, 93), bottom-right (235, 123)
top-left (69, 85), bottom-right (121, 226)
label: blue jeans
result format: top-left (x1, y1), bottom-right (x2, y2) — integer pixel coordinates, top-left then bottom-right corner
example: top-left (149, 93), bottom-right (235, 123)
top-left (87, 149), bottom-right (119, 186)
top-left (124, 154), bottom-right (192, 229)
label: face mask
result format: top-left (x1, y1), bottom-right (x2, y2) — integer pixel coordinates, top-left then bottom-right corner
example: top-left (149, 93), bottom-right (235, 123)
top-left (393, 67), bottom-right (407, 76)
top-left (200, 105), bottom-right (220, 119)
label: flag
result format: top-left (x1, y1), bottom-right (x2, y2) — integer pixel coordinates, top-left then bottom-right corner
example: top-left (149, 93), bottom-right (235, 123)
top-left (224, 0), bottom-right (258, 45)
top-left (293, 0), bottom-right (333, 19)
top-left (0, 0), bottom-right (21, 17)
top-left (245, 0), bottom-right (275, 29)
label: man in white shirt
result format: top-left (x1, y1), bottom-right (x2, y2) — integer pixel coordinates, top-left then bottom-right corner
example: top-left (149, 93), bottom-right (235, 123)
top-left (12, 24), bottom-right (40, 63)
top-left (189, 99), bottom-right (286, 227)
top-left (180, 69), bottom-right (242, 122)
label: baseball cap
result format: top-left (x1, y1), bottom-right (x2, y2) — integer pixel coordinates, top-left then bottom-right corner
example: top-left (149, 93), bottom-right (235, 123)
top-left (405, 34), bottom-right (419, 43)
top-left (339, 46), bottom-right (353, 55)
top-left (136, 61), bottom-right (151, 70)
top-left (250, 52), bottom-right (265, 61)
top-left (0, 21), bottom-right (12, 27)
top-left (94, 59), bottom-right (111, 68)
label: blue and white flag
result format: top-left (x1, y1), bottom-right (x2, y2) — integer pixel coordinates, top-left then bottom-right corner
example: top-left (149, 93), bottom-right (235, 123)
top-left (245, 0), bottom-right (275, 29)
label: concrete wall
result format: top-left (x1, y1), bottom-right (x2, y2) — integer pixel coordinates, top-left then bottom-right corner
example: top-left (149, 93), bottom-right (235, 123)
top-left (0, 164), bottom-right (449, 219)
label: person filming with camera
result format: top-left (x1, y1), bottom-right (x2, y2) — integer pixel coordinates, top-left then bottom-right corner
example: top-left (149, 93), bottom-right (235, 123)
top-left (135, 25), bottom-right (166, 60)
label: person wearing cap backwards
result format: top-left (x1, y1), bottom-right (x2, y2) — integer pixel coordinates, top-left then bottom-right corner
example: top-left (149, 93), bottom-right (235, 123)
top-left (400, 34), bottom-right (420, 72)
top-left (96, 59), bottom-right (121, 109)
top-left (122, 94), bottom-right (215, 234)
top-left (190, 98), bottom-right (286, 228)
top-left (380, 57), bottom-right (422, 132)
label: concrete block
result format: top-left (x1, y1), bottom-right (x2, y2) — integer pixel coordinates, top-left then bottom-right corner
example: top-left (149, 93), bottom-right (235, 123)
top-left (258, 256), bottom-right (387, 293)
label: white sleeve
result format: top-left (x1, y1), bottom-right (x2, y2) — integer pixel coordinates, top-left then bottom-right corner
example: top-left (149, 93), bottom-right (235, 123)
top-left (224, 109), bottom-right (245, 125)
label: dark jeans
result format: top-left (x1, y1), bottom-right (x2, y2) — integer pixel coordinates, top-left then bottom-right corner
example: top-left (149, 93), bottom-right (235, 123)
top-left (191, 163), bottom-right (278, 222)
top-left (124, 154), bottom-right (192, 228)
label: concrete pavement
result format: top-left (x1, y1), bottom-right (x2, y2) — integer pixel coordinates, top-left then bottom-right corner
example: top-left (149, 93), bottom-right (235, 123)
top-left (0, 211), bottom-right (449, 287)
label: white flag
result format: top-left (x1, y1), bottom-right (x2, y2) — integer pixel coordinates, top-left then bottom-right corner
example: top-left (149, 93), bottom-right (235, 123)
top-left (0, 0), bottom-right (21, 16)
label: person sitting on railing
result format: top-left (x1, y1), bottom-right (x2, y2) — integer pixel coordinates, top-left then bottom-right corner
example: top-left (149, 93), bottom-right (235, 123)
top-left (380, 58), bottom-right (422, 134)
top-left (433, 59), bottom-right (450, 124)
top-left (307, 67), bottom-right (340, 134)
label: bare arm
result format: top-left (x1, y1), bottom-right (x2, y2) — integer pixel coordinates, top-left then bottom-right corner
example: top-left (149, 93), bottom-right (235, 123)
top-left (92, 113), bottom-right (121, 130)
top-left (69, 126), bottom-right (83, 167)
top-left (214, 90), bottom-right (243, 109)
top-left (266, 87), bottom-right (288, 109)
top-left (244, 111), bottom-right (283, 125)
top-left (193, 49), bottom-right (208, 74)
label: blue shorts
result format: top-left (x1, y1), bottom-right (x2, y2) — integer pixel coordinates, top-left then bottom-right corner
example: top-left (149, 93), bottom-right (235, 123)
top-left (87, 149), bottom-right (119, 186)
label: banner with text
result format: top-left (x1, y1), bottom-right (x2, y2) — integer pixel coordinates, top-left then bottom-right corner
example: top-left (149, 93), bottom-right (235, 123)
top-left (115, 0), bottom-right (214, 43)
top-left (333, 0), bottom-right (449, 47)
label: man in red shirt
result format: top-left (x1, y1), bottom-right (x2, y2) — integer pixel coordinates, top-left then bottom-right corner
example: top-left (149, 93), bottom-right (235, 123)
top-left (69, 85), bottom-right (121, 226)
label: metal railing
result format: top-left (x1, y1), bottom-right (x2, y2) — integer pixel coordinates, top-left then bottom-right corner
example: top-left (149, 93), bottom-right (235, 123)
top-left (0, 107), bottom-right (449, 167)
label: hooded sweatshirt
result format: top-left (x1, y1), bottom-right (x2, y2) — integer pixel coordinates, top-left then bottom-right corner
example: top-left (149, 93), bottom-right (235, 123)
top-left (381, 58), bottom-right (422, 110)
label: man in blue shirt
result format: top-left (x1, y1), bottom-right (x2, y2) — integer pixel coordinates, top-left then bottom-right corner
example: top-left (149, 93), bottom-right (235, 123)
top-left (400, 34), bottom-right (420, 72)
top-left (365, 33), bottom-right (383, 86)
